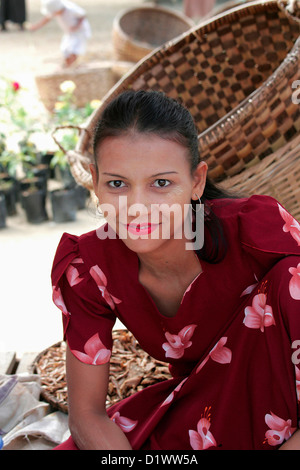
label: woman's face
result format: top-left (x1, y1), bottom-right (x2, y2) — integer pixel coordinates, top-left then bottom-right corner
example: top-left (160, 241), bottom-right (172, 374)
top-left (91, 132), bottom-right (207, 255)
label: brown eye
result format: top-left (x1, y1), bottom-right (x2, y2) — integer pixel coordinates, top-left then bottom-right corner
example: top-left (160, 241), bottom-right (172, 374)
top-left (108, 180), bottom-right (124, 188)
top-left (154, 179), bottom-right (171, 188)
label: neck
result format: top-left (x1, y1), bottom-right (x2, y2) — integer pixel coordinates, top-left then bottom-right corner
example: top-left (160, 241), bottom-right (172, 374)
top-left (138, 237), bottom-right (201, 280)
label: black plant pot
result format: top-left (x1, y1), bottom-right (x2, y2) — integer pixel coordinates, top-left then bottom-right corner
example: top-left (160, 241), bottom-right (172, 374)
top-left (0, 177), bottom-right (18, 216)
top-left (50, 188), bottom-right (77, 223)
top-left (0, 194), bottom-right (7, 228)
top-left (54, 166), bottom-right (76, 188)
top-left (20, 176), bottom-right (47, 208)
top-left (21, 189), bottom-right (48, 224)
top-left (74, 184), bottom-right (89, 210)
top-left (40, 152), bottom-right (55, 178)
top-left (20, 175), bottom-right (45, 193)
top-left (32, 164), bottom-right (50, 194)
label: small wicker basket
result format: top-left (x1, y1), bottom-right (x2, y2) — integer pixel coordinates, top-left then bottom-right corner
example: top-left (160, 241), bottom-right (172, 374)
top-left (35, 61), bottom-right (126, 112)
top-left (112, 4), bottom-right (194, 63)
top-left (67, 0), bottom-right (299, 192)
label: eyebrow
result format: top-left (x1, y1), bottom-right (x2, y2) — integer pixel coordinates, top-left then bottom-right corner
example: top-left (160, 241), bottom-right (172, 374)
top-left (102, 171), bottom-right (178, 179)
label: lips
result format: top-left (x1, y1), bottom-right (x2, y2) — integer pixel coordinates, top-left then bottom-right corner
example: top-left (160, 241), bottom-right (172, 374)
top-left (126, 223), bottom-right (159, 235)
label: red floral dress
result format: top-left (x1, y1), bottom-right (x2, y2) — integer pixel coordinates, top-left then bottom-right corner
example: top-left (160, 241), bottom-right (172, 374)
top-left (51, 195), bottom-right (300, 450)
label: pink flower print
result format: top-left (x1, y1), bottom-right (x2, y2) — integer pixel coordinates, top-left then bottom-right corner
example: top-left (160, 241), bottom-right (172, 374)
top-left (278, 203), bottom-right (300, 246)
top-left (243, 282), bottom-right (275, 332)
top-left (162, 324), bottom-right (197, 359)
top-left (196, 337), bottom-right (232, 373)
top-left (288, 262), bottom-right (300, 300)
top-left (52, 286), bottom-right (69, 316)
top-left (264, 412), bottom-right (296, 446)
top-left (71, 333), bottom-right (111, 365)
top-left (110, 412), bottom-right (138, 433)
top-left (66, 260), bottom-right (84, 287)
top-left (89, 265), bottom-right (122, 310)
top-left (189, 406), bottom-right (217, 450)
top-left (240, 274), bottom-right (259, 297)
top-left (161, 377), bottom-right (188, 407)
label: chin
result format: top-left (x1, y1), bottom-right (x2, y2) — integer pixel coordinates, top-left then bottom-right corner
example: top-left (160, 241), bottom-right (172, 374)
top-left (120, 236), bottom-right (166, 255)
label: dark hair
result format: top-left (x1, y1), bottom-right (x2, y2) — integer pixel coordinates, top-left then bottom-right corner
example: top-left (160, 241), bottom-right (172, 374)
top-left (93, 90), bottom-right (239, 263)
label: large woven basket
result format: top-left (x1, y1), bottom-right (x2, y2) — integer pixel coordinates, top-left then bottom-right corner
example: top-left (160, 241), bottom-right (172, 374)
top-left (221, 133), bottom-right (300, 220)
top-left (67, 0), bottom-right (299, 190)
top-left (112, 4), bottom-right (194, 63)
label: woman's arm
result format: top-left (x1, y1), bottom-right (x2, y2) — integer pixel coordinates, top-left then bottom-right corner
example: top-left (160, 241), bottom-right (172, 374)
top-left (279, 429), bottom-right (300, 450)
top-left (66, 345), bottom-right (132, 450)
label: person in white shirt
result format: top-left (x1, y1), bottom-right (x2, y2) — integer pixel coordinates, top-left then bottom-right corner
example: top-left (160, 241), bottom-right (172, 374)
top-left (29, 0), bottom-right (91, 67)
top-left (183, 0), bottom-right (216, 19)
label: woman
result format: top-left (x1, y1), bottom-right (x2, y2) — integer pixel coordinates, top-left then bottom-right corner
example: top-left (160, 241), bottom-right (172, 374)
top-left (52, 90), bottom-right (300, 450)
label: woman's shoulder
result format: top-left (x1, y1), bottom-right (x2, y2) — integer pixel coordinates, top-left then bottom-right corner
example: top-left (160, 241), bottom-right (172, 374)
top-left (52, 223), bottom-right (134, 278)
top-left (54, 223), bottom-right (117, 256)
top-left (211, 194), bottom-right (300, 256)
top-left (209, 194), bottom-right (279, 217)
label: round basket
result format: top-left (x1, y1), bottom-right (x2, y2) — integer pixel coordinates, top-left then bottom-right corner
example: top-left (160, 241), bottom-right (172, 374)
top-left (68, 0), bottom-right (300, 190)
top-left (31, 330), bottom-right (171, 414)
top-left (220, 133), bottom-right (300, 220)
top-left (112, 4), bottom-right (194, 63)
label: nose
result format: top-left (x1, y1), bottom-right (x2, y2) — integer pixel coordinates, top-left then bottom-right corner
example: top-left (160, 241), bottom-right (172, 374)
top-left (126, 187), bottom-right (151, 220)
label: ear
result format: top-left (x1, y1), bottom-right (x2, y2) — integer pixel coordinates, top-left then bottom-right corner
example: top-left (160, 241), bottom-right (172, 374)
top-left (191, 161), bottom-right (208, 200)
top-left (90, 163), bottom-right (98, 188)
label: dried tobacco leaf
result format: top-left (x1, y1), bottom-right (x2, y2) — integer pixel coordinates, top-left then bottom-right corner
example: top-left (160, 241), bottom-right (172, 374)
top-left (33, 330), bottom-right (171, 413)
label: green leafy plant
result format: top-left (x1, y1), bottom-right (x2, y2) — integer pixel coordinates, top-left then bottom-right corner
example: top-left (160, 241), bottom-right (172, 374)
top-left (50, 80), bottom-right (99, 170)
top-left (0, 77), bottom-right (41, 178)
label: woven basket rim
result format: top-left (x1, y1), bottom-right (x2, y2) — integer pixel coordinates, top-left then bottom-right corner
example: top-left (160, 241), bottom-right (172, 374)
top-left (112, 4), bottom-right (194, 47)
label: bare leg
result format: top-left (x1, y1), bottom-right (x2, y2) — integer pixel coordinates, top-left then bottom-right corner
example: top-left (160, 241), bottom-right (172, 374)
top-left (63, 53), bottom-right (78, 67)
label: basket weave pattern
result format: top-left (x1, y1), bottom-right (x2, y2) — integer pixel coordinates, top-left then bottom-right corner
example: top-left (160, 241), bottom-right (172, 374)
top-left (221, 133), bottom-right (300, 220)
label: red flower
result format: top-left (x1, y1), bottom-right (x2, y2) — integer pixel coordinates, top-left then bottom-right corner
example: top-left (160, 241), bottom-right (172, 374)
top-left (11, 81), bottom-right (20, 92)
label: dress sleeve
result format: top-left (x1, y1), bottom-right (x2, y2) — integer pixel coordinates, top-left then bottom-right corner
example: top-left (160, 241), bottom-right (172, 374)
top-left (238, 195), bottom-right (300, 259)
top-left (51, 233), bottom-right (116, 365)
